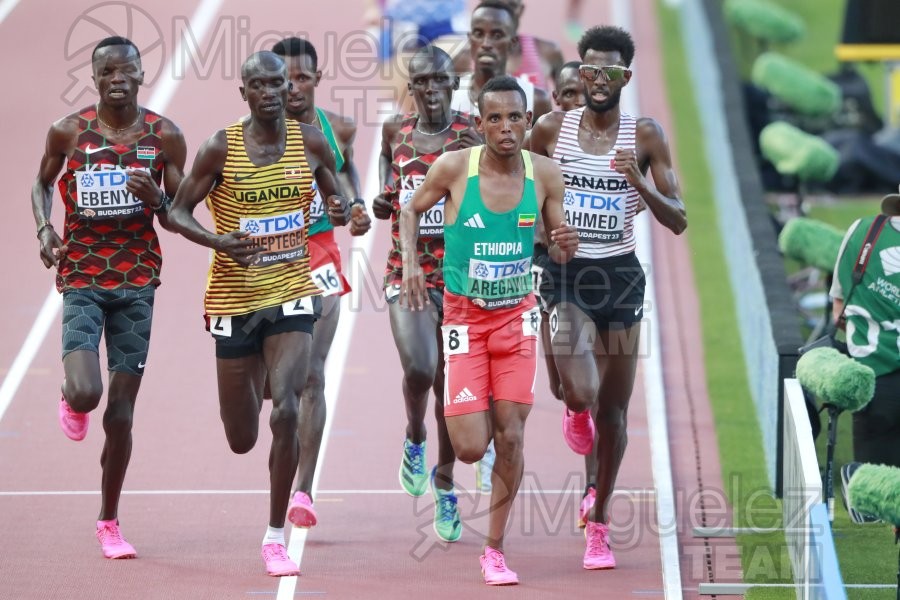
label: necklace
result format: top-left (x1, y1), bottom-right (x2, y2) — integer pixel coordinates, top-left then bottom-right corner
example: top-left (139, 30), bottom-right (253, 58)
top-left (96, 105), bottom-right (143, 133)
top-left (415, 119), bottom-right (453, 136)
top-left (579, 124), bottom-right (605, 141)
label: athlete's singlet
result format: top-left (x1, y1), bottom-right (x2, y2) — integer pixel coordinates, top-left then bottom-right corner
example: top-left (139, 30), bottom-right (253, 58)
top-left (56, 106), bottom-right (165, 292)
top-left (443, 146), bottom-right (537, 309)
top-left (204, 121), bottom-right (318, 316)
top-left (383, 111), bottom-right (470, 290)
top-left (307, 107), bottom-right (346, 237)
top-left (551, 107), bottom-right (641, 259)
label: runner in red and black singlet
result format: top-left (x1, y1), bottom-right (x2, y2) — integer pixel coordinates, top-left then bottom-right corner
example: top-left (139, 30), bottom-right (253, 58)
top-left (529, 26), bottom-right (687, 570)
top-left (371, 45), bottom-right (479, 543)
top-left (32, 37), bottom-right (187, 561)
top-left (271, 37), bottom-right (371, 532)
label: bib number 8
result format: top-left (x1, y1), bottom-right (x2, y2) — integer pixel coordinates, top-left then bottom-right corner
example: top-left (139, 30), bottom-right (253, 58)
top-left (442, 325), bottom-right (470, 355)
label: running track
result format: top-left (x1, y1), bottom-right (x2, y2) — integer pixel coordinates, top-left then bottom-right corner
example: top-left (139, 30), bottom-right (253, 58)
top-left (0, 0), bottom-right (741, 598)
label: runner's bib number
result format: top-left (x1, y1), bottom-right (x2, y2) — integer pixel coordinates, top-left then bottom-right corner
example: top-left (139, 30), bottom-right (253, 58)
top-left (75, 167), bottom-right (147, 218)
top-left (312, 262), bottom-right (343, 296)
top-left (399, 189), bottom-right (445, 238)
top-left (240, 209), bottom-right (307, 266)
top-left (310, 187), bottom-right (325, 226)
top-left (442, 325), bottom-right (470, 355)
top-left (521, 306), bottom-right (541, 336)
top-left (563, 187), bottom-right (626, 243)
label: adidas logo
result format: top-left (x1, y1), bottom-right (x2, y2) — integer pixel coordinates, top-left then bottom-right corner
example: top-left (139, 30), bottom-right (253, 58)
top-left (463, 213), bottom-right (486, 228)
top-left (453, 387), bottom-right (477, 404)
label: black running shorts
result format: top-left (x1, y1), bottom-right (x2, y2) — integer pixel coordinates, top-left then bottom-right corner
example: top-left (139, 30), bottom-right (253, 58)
top-left (538, 252), bottom-right (646, 330)
top-left (207, 296), bottom-right (321, 359)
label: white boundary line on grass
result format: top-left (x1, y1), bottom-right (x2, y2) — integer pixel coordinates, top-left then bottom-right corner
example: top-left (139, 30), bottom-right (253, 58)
top-left (0, 0), bottom-right (224, 428)
top-left (613, 0), bottom-right (684, 598)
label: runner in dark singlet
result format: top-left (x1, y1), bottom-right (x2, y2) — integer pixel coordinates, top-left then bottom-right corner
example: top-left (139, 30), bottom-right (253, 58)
top-left (271, 36), bottom-right (371, 531)
top-left (529, 26), bottom-right (687, 570)
top-left (32, 36), bottom-right (186, 560)
top-left (372, 45), bottom-right (478, 542)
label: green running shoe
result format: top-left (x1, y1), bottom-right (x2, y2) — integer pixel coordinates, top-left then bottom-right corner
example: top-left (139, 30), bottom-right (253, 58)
top-left (430, 467), bottom-right (462, 542)
top-left (399, 439), bottom-right (428, 496)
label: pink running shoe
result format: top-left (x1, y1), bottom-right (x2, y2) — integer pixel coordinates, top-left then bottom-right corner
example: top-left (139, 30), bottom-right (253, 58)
top-left (479, 546), bottom-right (519, 585)
top-left (287, 491), bottom-right (318, 528)
top-left (262, 543), bottom-right (300, 577)
top-left (583, 521), bottom-right (616, 570)
top-left (59, 396), bottom-right (89, 441)
top-left (563, 408), bottom-right (595, 455)
top-left (96, 520), bottom-right (136, 559)
top-left (577, 487), bottom-right (597, 529)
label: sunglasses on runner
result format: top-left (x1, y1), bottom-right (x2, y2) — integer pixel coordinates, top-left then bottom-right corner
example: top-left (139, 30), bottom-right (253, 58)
top-left (578, 64), bottom-right (629, 82)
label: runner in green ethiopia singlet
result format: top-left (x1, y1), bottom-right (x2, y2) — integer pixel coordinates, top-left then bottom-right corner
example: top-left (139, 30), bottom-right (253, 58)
top-left (308, 107), bottom-right (345, 237)
top-left (836, 216), bottom-right (900, 376)
top-left (444, 146), bottom-right (538, 309)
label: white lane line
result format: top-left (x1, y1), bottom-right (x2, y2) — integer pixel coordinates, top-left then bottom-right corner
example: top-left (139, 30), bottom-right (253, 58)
top-left (0, 0), bottom-right (22, 25)
top-left (0, 0), bottom-right (223, 427)
top-left (0, 286), bottom-right (61, 424)
top-left (0, 488), bottom-right (658, 497)
top-left (613, 0), bottom-right (683, 598)
top-left (277, 108), bottom-right (388, 599)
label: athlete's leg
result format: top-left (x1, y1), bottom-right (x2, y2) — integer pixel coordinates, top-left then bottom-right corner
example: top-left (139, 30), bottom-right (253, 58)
top-left (550, 302), bottom-right (600, 415)
top-left (486, 401), bottom-right (531, 551)
top-left (294, 295), bottom-right (339, 496)
top-left (99, 371), bottom-right (141, 521)
top-left (431, 325), bottom-right (457, 491)
top-left (62, 351), bottom-right (103, 411)
top-left (61, 290), bottom-right (105, 411)
top-left (589, 322), bottom-right (640, 523)
top-left (262, 331), bottom-right (312, 528)
top-left (389, 300), bottom-right (441, 444)
top-left (540, 309), bottom-right (563, 400)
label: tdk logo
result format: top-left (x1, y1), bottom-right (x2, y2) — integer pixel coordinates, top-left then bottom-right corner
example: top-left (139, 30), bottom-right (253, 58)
top-left (240, 210), bottom-right (304, 234)
top-left (82, 172), bottom-right (130, 187)
top-left (568, 191), bottom-right (621, 211)
top-left (469, 258), bottom-right (530, 280)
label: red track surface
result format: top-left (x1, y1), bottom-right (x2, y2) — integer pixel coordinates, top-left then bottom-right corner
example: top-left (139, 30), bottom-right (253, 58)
top-left (0, 1), bottom-right (737, 598)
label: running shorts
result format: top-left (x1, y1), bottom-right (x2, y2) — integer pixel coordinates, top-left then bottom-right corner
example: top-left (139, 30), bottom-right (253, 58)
top-left (442, 291), bottom-right (539, 417)
top-left (539, 252), bottom-right (645, 330)
top-left (61, 287), bottom-right (156, 376)
top-left (206, 296), bottom-right (321, 359)
top-left (309, 230), bottom-right (350, 297)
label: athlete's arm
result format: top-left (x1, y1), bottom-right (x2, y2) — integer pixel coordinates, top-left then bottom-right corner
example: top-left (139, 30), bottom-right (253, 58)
top-left (308, 120), bottom-right (371, 237)
top-left (526, 111), bottom-right (564, 158)
top-left (168, 130), bottom-right (262, 267)
top-left (399, 151), bottom-right (459, 310)
top-left (617, 117), bottom-right (687, 235)
top-left (32, 117), bottom-right (77, 268)
top-left (535, 154), bottom-right (578, 263)
top-left (373, 116), bottom-right (403, 220)
top-left (127, 117), bottom-right (187, 231)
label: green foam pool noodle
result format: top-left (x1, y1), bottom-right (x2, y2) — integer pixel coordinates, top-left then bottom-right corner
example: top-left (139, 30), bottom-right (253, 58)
top-left (760, 122), bottom-right (840, 182)
top-left (724, 0), bottom-right (805, 44)
top-left (848, 464), bottom-right (900, 525)
top-left (752, 53), bottom-right (842, 116)
top-left (796, 347), bottom-right (875, 412)
top-left (778, 217), bottom-right (844, 271)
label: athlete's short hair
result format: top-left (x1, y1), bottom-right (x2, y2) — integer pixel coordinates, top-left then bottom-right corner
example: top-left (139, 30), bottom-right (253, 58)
top-left (272, 37), bottom-right (319, 70)
top-left (408, 44), bottom-right (454, 74)
top-left (555, 60), bottom-right (582, 87)
top-left (477, 75), bottom-right (526, 113)
top-left (92, 36), bottom-right (141, 62)
top-left (472, 1), bottom-right (517, 29)
top-left (577, 26), bottom-right (635, 67)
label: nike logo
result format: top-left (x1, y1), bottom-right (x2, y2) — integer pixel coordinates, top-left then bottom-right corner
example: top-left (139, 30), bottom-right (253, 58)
top-left (398, 157), bottom-right (417, 168)
top-left (138, 361), bottom-right (146, 369)
top-left (233, 172), bottom-right (261, 183)
top-left (634, 305), bottom-right (642, 316)
top-left (85, 145), bottom-right (112, 155)
top-left (559, 156), bottom-right (591, 165)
